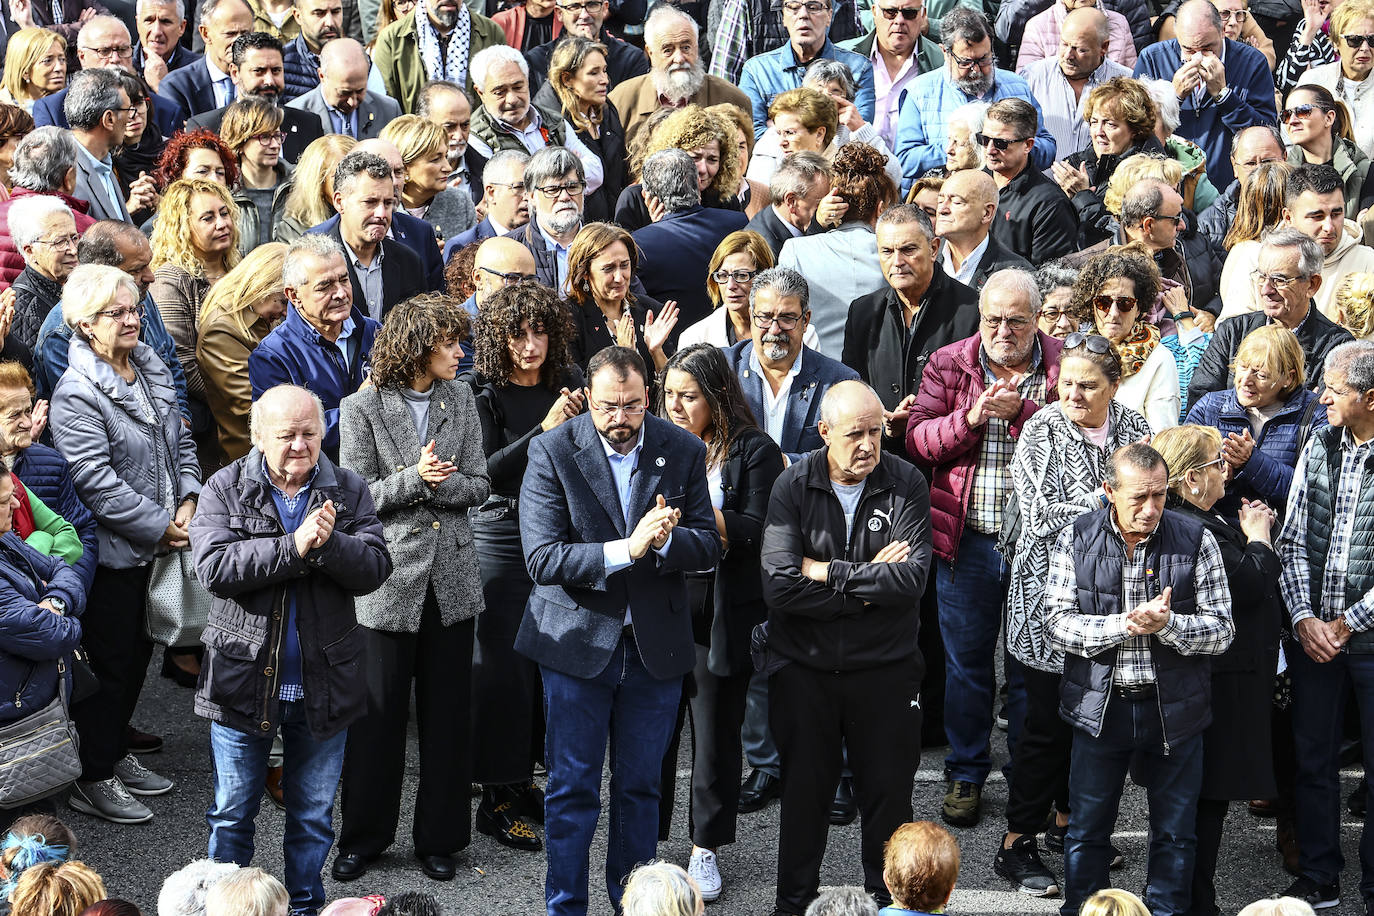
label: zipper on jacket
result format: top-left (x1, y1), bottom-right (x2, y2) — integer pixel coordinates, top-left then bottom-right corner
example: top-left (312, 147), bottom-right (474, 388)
top-left (262, 586), bottom-right (287, 726)
top-left (1154, 679), bottom-right (1171, 756)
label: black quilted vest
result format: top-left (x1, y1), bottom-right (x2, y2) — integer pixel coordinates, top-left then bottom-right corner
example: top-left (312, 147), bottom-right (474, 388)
top-left (1300, 425), bottom-right (1374, 653)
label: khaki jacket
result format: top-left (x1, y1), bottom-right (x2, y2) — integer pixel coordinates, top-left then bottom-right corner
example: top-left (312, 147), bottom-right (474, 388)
top-left (374, 7), bottom-right (506, 113)
top-left (608, 73), bottom-right (752, 148)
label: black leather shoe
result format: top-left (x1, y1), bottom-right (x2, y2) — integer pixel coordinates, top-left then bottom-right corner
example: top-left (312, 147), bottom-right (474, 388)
top-left (416, 853), bottom-right (456, 881)
top-left (476, 796), bottom-right (543, 851)
top-left (829, 776), bottom-right (857, 826)
top-left (738, 769), bottom-right (781, 814)
top-left (330, 853), bottom-right (371, 882)
top-left (126, 725), bottom-right (163, 755)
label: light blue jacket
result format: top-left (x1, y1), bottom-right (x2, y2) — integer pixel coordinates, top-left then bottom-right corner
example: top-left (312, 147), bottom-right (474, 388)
top-left (739, 38), bottom-right (875, 139)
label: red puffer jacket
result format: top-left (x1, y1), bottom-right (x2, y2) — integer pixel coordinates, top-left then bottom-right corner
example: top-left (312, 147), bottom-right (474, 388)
top-left (0, 190), bottom-right (97, 292)
top-left (905, 331), bottom-right (1062, 563)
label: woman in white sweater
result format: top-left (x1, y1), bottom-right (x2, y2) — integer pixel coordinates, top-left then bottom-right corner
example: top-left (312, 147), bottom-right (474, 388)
top-left (1071, 248), bottom-right (1180, 433)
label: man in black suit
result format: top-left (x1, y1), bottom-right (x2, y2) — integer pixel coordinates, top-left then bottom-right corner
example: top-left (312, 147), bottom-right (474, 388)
top-left (632, 149), bottom-right (748, 331)
top-left (158, 0), bottom-right (253, 118)
top-left (325, 151), bottom-right (427, 321)
top-left (517, 345), bottom-right (718, 916)
top-left (442, 148), bottom-right (530, 262)
top-left (522, 0), bottom-right (648, 93)
top-left (745, 151), bottom-right (830, 259)
top-left (186, 31), bottom-right (324, 162)
top-left (935, 168), bottom-right (1032, 292)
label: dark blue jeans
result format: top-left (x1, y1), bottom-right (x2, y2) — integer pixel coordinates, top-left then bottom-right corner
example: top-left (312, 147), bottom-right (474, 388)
top-left (541, 634), bottom-right (683, 916)
top-left (207, 701), bottom-right (347, 916)
top-left (936, 529), bottom-right (1014, 784)
top-left (1060, 694), bottom-right (1204, 916)
top-left (1288, 641), bottom-right (1374, 899)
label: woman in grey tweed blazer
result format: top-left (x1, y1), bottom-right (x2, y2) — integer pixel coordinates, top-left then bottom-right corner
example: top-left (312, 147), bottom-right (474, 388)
top-left (335, 294), bottom-right (490, 881)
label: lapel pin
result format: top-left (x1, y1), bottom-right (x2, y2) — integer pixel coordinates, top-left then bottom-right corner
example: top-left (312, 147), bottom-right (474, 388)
top-left (656, 457), bottom-right (665, 467)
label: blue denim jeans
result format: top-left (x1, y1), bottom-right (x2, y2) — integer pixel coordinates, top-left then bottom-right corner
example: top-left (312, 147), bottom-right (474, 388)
top-left (1288, 642), bottom-right (1374, 900)
top-left (1060, 694), bottom-right (1204, 916)
top-left (936, 529), bottom-right (1014, 784)
top-left (541, 634), bottom-right (683, 916)
top-left (207, 701), bottom-right (348, 916)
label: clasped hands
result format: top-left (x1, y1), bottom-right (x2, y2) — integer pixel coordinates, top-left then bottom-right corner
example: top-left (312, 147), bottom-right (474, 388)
top-left (418, 439), bottom-right (456, 488)
top-left (967, 376), bottom-right (1024, 428)
top-left (628, 494), bottom-right (681, 560)
top-left (1125, 586), bottom-right (1172, 637)
top-left (294, 499), bottom-right (337, 558)
top-left (1296, 616), bottom-right (1352, 663)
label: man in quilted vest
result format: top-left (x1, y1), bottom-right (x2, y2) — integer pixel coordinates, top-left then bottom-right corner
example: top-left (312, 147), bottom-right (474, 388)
top-left (1276, 339), bottom-right (1374, 911)
top-left (1044, 443), bottom-right (1233, 916)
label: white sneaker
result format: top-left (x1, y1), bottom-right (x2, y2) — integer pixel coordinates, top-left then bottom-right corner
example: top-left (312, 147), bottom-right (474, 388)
top-left (688, 847), bottom-right (722, 902)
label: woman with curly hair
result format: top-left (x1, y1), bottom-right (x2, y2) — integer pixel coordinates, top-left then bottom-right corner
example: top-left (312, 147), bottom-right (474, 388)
top-left (565, 222), bottom-right (678, 377)
top-left (613, 105), bottom-right (743, 230)
top-left (546, 36), bottom-right (626, 223)
top-left (277, 134), bottom-right (357, 242)
top-left (776, 141), bottom-right (894, 358)
top-left (149, 179), bottom-right (240, 461)
top-left (1072, 248), bottom-right (1180, 432)
top-left (152, 129), bottom-right (240, 190)
top-left (465, 281), bottom-right (582, 850)
top-left (337, 294), bottom-right (489, 880)
top-left (708, 103), bottom-right (767, 219)
top-left (221, 98), bottom-right (293, 255)
top-left (196, 243), bottom-right (288, 461)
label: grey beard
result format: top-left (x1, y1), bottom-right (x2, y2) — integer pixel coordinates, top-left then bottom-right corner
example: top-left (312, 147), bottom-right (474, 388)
top-left (430, 5), bottom-right (458, 28)
top-left (954, 70), bottom-right (994, 97)
top-left (651, 60), bottom-right (705, 103)
top-left (546, 208), bottom-right (582, 236)
top-left (762, 335), bottom-right (790, 361)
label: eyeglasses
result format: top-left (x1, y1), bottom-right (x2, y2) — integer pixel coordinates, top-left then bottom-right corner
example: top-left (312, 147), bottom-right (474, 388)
top-left (1251, 269), bottom-right (1305, 290)
top-left (489, 181), bottom-right (526, 193)
top-left (479, 266), bottom-right (536, 285)
top-left (1196, 452), bottom-right (1227, 472)
top-left (1344, 33), bottom-right (1374, 47)
top-left (1280, 103), bottom-right (1325, 121)
top-left (1092, 295), bottom-right (1138, 314)
top-left (95, 305), bottom-right (145, 322)
top-left (951, 50), bottom-right (994, 69)
top-left (81, 44), bottom-right (134, 59)
top-left (116, 106), bottom-right (139, 117)
top-left (877, 4), bottom-right (923, 18)
top-left (1041, 307), bottom-right (1081, 323)
top-left (712, 268), bottom-right (758, 284)
top-left (783, 1), bottom-right (829, 14)
top-left (251, 130), bottom-right (287, 145)
top-left (31, 233), bottom-right (81, 250)
top-left (1218, 8), bottom-right (1248, 20)
top-left (751, 311), bottom-right (804, 330)
top-left (980, 314), bottom-right (1033, 330)
top-left (1063, 332), bottom-right (1114, 353)
top-left (534, 180), bottom-right (586, 199)
top-left (1150, 211), bottom-right (1184, 226)
top-left (975, 131), bottom-right (1030, 150)
top-left (556, 0), bottom-right (605, 11)
top-left (590, 401), bottom-right (646, 416)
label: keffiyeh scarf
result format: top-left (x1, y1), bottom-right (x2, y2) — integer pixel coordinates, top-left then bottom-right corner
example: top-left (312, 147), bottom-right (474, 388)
top-left (415, 0), bottom-right (472, 87)
top-left (1116, 320), bottom-right (1161, 379)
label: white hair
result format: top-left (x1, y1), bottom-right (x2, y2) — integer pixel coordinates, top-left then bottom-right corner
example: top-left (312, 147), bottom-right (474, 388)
top-left (470, 44), bottom-right (530, 90)
top-left (136, 0), bottom-right (186, 19)
top-left (76, 14), bottom-right (131, 45)
top-left (7, 195), bottom-right (74, 253)
top-left (1144, 78), bottom-right (1180, 135)
top-left (644, 3), bottom-right (699, 46)
top-left (158, 860), bottom-right (241, 916)
top-left (947, 100), bottom-right (989, 136)
top-left (250, 384), bottom-right (327, 447)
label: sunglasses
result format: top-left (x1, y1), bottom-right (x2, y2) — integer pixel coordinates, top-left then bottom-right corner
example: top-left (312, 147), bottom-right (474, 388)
top-left (1344, 33), bottom-right (1374, 47)
top-left (975, 131), bottom-right (1029, 150)
top-left (877, 4), bottom-right (922, 17)
top-left (1091, 295), bottom-right (1138, 313)
top-left (1150, 211), bottom-right (1184, 226)
top-left (1063, 332), bottom-right (1114, 353)
top-left (1280, 103), bottom-right (1326, 121)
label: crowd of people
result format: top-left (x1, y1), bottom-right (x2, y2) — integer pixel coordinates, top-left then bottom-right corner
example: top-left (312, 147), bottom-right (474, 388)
top-left (2, 0), bottom-right (1374, 913)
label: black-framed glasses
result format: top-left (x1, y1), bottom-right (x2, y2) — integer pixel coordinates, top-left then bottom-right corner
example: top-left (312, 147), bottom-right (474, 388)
top-left (556, 0), bottom-right (605, 11)
top-left (1344, 33), bottom-right (1374, 47)
top-left (1150, 211), bottom-right (1184, 226)
top-left (951, 50), bottom-right (994, 69)
top-left (975, 131), bottom-right (1029, 150)
top-left (534, 180), bottom-right (586, 199)
top-left (751, 311), bottom-right (803, 330)
top-left (1251, 269), bottom-right (1304, 290)
top-left (712, 268), bottom-right (759, 284)
top-left (1092, 295), bottom-right (1138, 314)
top-left (980, 314), bottom-right (1033, 330)
top-left (877, 4), bottom-right (922, 18)
top-left (1063, 332), bottom-right (1113, 353)
top-left (479, 266), bottom-right (537, 285)
top-left (783, 0), bottom-right (829, 14)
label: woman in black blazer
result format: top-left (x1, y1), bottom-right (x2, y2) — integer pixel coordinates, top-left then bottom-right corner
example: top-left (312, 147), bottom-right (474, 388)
top-left (541, 36), bottom-right (627, 224)
top-left (655, 343), bottom-right (784, 902)
top-left (1154, 425), bottom-right (1283, 916)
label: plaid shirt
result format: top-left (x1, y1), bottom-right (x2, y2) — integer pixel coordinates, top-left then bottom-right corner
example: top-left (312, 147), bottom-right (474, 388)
top-left (966, 342), bottom-right (1047, 535)
top-left (1278, 430), bottom-right (1374, 630)
top-left (708, 0), bottom-right (753, 83)
top-left (1044, 516), bottom-right (1234, 686)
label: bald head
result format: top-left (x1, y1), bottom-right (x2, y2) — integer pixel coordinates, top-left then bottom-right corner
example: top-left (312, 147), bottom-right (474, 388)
top-left (818, 380), bottom-right (885, 483)
top-left (473, 237), bottom-right (537, 305)
top-left (318, 38), bottom-right (369, 114)
top-left (1065, 6), bottom-right (1109, 42)
top-left (1232, 125), bottom-right (1285, 183)
top-left (1059, 7), bottom-right (1109, 77)
top-left (1176, 0), bottom-right (1224, 54)
top-left (935, 168), bottom-right (998, 247)
top-left (320, 37), bottom-right (367, 75)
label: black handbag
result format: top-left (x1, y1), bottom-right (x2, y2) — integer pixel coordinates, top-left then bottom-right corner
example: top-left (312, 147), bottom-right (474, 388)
top-left (68, 647), bottom-right (98, 705)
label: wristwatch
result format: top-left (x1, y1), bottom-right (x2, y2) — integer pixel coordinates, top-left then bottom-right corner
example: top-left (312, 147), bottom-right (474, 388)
top-left (47, 597), bottom-right (67, 615)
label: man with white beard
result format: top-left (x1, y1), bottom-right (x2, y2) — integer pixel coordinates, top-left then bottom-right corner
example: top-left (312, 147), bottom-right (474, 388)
top-left (607, 3), bottom-right (751, 146)
top-left (508, 146), bottom-right (587, 294)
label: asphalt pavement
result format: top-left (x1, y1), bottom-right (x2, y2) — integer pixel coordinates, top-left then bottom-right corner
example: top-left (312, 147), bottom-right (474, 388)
top-left (67, 659), bottom-right (1372, 916)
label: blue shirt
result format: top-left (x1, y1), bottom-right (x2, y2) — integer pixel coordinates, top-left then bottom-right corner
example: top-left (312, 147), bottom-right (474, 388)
top-left (598, 428), bottom-right (671, 625)
top-left (263, 457), bottom-right (319, 701)
top-left (328, 104), bottom-right (359, 138)
top-left (75, 142), bottom-right (124, 217)
top-left (738, 38), bottom-right (876, 139)
top-left (893, 66), bottom-right (1058, 188)
top-left (538, 222), bottom-right (572, 296)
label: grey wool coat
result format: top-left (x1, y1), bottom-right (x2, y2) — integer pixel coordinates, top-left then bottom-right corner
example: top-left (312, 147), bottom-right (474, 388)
top-left (339, 378), bottom-right (489, 631)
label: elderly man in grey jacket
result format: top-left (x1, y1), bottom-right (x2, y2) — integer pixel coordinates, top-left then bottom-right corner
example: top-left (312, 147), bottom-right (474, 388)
top-left (191, 384), bottom-right (391, 916)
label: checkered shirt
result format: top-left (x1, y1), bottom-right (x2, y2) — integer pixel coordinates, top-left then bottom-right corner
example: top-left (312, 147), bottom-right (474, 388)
top-left (707, 0), bottom-right (753, 83)
top-left (965, 344), bottom-right (1047, 535)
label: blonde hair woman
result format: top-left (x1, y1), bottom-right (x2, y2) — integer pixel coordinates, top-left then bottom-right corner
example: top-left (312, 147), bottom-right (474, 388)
top-left (1335, 271), bottom-right (1374, 338)
top-left (9, 862), bottom-right (104, 916)
top-left (621, 862), bottom-right (704, 916)
top-left (0, 29), bottom-right (66, 113)
top-left (381, 114), bottom-right (475, 240)
top-left (149, 178), bottom-right (241, 448)
top-left (221, 98), bottom-right (293, 254)
top-left (196, 243), bottom-right (289, 460)
top-left (706, 103), bottom-right (767, 219)
top-left (1079, 889), bottom-right (1152, 916)
top-left (278, 134), bottom-right (357, 242)
top-left (204, 868), bottom-right (288, 916)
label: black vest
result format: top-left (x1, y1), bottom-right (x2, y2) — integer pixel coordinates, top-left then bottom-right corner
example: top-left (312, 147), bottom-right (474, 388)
top-left (1060, 508), bottom-right (1213, 748)
top-left (1301, 425), bottom-right (1374, 652)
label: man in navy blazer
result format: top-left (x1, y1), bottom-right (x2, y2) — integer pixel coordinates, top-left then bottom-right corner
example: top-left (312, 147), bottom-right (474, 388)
top-left (724, 267), bottom-right (861, 464)
top-left (517, 346), bottom-right (718, 916)
top-left (157, 0), bottom-right (255, 119)
top-left (632, 150), bottom-right (748, 332)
